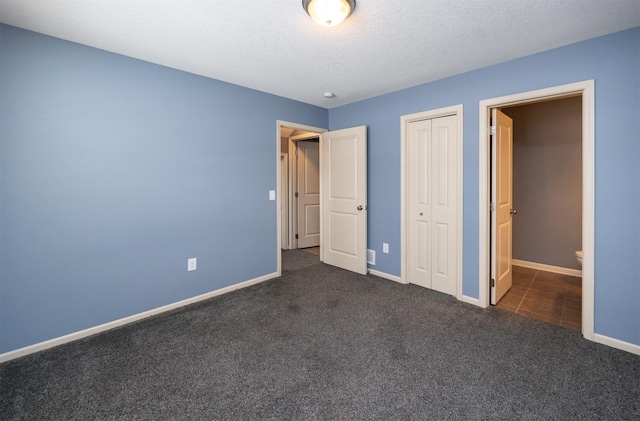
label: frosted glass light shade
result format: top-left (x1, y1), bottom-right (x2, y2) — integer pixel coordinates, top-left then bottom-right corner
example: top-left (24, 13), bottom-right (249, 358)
top-left (303, 0), bottom-right (356, 27)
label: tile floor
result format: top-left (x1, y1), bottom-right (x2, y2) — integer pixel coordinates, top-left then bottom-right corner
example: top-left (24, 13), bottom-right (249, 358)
top-left (496, 265), bottom-right (582, 331)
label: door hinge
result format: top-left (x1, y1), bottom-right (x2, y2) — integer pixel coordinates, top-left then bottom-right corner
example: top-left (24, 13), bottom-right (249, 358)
top-left (490, 278), bottom-right (495, 288)
top-left (295, 234), bottom-right (299, 239)
top-left (490, 202), bottom-right (496, 212)
top-left (490, 126), bottom-right (496, 136)
top-left (295, 192), bottom-right (299, 198)
top-left (295, 147), bottom-right (298, 157)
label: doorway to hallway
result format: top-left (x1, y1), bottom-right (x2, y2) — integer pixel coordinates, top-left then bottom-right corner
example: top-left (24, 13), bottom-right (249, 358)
top-left (277, 121), bottom-right (369, 276)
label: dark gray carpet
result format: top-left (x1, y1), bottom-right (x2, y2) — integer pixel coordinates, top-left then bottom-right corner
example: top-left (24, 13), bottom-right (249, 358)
top-left (282, 248), bottom-right (320, 272)
top-left (2, 250), bottom-right (639, 420)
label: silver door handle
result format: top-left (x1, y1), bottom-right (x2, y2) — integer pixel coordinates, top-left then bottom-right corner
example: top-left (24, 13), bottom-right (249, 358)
top-left (510, 209), bottom-right (518, 215)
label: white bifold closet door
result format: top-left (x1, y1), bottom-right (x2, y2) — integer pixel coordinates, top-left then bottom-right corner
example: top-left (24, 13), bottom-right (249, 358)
top-left (408, 115), bottom-right (459, 296)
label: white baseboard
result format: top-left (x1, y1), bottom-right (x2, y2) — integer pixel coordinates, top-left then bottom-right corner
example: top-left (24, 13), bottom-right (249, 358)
top-left (369, 269), bottom-right (404, 284)
top-left (0, 272), bottom-right (279, 363)
top-left (369, 271), bottom-right (480, 311)
top-left (593, 333), bottom-right (640, 356)
top-left (4, 270), bottom-right (636, 362)
top-left (512, 259), bottom-right (582, 277)
top-left (462, 295), bottom-right (483, 308)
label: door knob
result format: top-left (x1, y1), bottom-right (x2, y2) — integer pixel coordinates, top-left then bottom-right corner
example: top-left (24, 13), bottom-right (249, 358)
top-left (419, 212), bottom-right (423, 216)
top-left (510, 209), bottom-right (518, 215)
top-left (357, 205), bottom-right (364, 211)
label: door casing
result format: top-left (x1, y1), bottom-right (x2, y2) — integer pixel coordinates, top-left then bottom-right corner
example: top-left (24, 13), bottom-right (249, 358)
top-left (280, 153), bottom-right (289, 249)
top-left (478, 80), bottom-right (595, 341)
top-left (401, 105), bottom-right (464, 300)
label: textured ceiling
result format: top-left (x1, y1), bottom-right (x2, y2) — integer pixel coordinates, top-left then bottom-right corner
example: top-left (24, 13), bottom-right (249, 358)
top-left (1, 0), bottom-right (639, 108)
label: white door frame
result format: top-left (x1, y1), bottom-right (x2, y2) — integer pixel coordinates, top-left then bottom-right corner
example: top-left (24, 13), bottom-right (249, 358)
top-left (289, 133), bottom-right (321, 250)
top-left (478, 80), bottom-right (595, 341)
top-left (401, 104), bottom-right (464, 300)
top-left (276, 121), bottom-right (326, 276)
top-left (280, 153), bottom-right (289, 249)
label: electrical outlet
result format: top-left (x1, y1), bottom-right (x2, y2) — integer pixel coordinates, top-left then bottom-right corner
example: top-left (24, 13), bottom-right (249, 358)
top-left (188, 258), bottom-right (197, 271)
top-left (383, 243), bottom-right (389, 254)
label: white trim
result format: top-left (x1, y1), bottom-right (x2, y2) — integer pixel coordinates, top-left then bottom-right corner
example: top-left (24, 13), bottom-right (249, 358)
top-left (369, 269), bottom-right (404, 284)
top-left (593, 334), bottom-right (640, 356)
top-left (0, 272), bottom-right (279, 363)
top-left (462, 295), bottom-right (481, 307)
top-left (478, 80), bottom-right (595, 341)
top-left (400, 104), bottom-right (464, 300)
top-left (280, 153), bottom-right (289, 249)
top-left (276, 121), bottom-right (327, 275)
top-left (512, 259), bottom-right (582, 278)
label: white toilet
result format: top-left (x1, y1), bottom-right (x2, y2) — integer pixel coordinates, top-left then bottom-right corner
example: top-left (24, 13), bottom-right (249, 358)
top-left (575, 250), bottom-right (583, 267)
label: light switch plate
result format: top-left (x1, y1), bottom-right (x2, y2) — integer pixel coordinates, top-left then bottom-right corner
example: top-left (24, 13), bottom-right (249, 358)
top-left (188, 258), bottom-right (197, 271)
top-left (269, 190), bottom-right (276, 201)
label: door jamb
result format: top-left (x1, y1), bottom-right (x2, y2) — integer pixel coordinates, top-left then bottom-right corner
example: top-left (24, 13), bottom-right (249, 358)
top-left (280, 153), bottom-right (289, 249)
top-left (478, 80), bottom-right (595, 341)
top-left (276, 121), bottom-right (326, 276)
top-left (400, 104), bottom-right (464, 300)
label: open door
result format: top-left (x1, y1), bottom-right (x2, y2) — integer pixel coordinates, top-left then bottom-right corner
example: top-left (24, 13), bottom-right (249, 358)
top-left (322, 126), bottom-right (368, 275)
top-left (491, 109), bottom-right (514, 304)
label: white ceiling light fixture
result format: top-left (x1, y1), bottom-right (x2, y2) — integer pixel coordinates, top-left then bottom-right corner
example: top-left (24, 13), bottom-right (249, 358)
top-left (302, 0), bottom-right (356, 27)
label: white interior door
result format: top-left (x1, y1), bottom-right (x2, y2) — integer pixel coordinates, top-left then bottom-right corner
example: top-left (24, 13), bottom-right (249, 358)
top-left (491, 108), bottom-right (514, 304)
top-left (322, 126), bottom-right (367, 275)
top-left (408, 115), bottom-right (459, 295)
top-left (409, 119), bottom-right (432, 288)
top-left (296, 140), bottom-right (320, 248)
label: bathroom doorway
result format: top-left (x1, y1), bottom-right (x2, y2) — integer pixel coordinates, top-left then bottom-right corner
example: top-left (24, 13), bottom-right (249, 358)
top-left (478, 80), bottom-right (595, 340)
top-left (493, 96), bottom-right (583, 331)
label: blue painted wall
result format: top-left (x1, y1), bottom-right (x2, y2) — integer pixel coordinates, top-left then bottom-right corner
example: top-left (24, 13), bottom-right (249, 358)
top-left (1, 24), bottom-right (639, 353)
top-left (0, 25), bottom-right (328, 352)
top-left (330, 27), bottom-right (640, 346)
